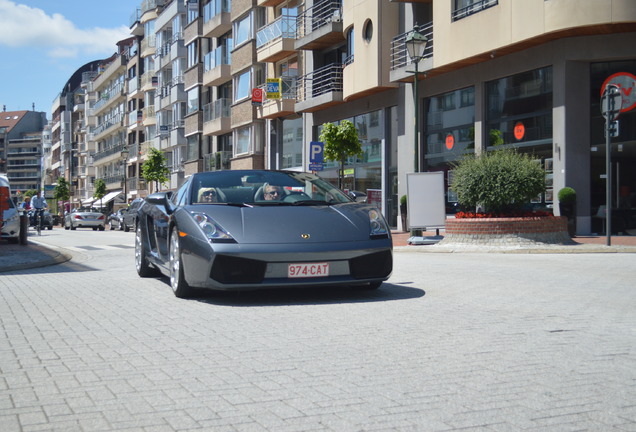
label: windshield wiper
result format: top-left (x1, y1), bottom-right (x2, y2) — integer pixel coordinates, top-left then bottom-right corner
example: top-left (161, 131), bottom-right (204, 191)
top-left (225, 202), bottom-right (253, 208)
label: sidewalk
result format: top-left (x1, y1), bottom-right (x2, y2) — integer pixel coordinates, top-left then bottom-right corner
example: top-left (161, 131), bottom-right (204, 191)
top-left (391, 229), bottom-right (636, 253)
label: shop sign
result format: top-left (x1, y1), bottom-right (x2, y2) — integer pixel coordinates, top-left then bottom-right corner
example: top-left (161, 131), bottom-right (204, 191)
top-left (514, 122), bottom-right (525, 140)
top-left (600, 72), bottom-right (636, 114)
top-left (445, 133), bottom-right (454, 150)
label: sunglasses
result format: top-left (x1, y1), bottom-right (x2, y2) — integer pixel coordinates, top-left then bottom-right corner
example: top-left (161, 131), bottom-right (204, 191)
top-left (265, 190), bottom-right (281, 195)
top-left (203, 191), bottom-right (216, 196)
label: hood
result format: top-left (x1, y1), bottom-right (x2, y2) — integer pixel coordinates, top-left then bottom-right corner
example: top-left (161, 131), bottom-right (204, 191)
top-left (193, 203), bottom-right (375, 244)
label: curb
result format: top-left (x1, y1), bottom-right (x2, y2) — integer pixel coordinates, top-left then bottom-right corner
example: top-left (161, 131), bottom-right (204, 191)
top-left (0, 240), bottom-right (72, 273)
top-left (394, 243), bottom-right (636, 254)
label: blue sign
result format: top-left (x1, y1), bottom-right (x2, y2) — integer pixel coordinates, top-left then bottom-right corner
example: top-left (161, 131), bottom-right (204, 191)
top-left (309, 141), bottom-right (324, 171)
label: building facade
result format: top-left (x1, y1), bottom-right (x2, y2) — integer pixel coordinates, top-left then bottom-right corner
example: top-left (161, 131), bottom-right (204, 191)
top-left (0, 110), bottom-right (47, 196)
top-left (43, 0), bottom-right (636, 234)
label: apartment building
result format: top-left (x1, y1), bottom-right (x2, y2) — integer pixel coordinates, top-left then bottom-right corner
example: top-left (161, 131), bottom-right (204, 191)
top-left (0, 110), bottom-right (47, 195)
top-left (389, 0), bottom-right (636, 234)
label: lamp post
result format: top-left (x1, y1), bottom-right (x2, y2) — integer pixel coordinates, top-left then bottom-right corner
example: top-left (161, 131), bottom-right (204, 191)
top-left (121, 148), bottom-right (129, 205)
top-left (405, 27), bottom-right (428, 173)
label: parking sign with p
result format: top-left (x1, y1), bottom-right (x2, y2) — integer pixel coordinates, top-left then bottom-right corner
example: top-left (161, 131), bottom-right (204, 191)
top-left (309, 141), bottom-right (324, 171)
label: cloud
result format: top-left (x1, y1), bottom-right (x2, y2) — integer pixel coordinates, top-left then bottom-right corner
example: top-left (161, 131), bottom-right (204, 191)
top-left (0, 0), bottom-right (130, 57)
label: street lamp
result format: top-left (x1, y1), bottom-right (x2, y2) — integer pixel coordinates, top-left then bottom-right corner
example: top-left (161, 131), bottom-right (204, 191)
top-left (405, 26), bottom-right (428, 173)
top-left (120, 148), bottom-right (129, 205)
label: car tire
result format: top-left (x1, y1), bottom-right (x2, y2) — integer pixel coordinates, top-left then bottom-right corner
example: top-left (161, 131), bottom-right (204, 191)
top-left (64, 223), bottom-right (69, 230)
top-left (135, 225), bottom-right (159, 277)
top-left (110, 223), bottom-right (115, 230)
top-left (92, 227), bottom-right (97, 231)
top-left (99, 226), bottom-right (105, 231)
top-left (47, 226), bottom-right (53, 230)
top-left (70, 224), bottom-right (76, 230)
top-left (124, 223), bottom-right (130, 232)
top-left (119, 222), bottom-right (124, 231)
top-left (169, 229), bottom-right (194, 298)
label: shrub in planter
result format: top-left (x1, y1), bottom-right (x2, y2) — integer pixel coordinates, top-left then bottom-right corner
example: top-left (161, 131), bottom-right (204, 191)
top-left (558, 187), bottom-right (577, 236)
top-left (450, 149), bottom-right (546, 215)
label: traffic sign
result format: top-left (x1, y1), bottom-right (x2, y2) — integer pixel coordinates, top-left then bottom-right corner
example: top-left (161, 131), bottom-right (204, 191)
top-left (601, 84), bottom-right (622, 121)
top-left (605, 120), bottom-right (619, 138)
top-left (309, 141), bottom-right (324, 171)
top-left (600, 72), bottom-right (636, 113)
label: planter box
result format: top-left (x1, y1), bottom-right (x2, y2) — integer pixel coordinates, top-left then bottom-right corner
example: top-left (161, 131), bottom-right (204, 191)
top-left (439, 216), bottom-right (574, 247)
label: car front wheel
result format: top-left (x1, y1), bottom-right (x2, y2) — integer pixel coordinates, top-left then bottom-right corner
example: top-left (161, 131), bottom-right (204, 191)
top-left (169, 229), bottom-right (194, 298)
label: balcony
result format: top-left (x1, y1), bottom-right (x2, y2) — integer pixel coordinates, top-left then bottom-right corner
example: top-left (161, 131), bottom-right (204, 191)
top-left (91, 81), bottom-right (125, 117)
top-left (91, 113), bottom-right (124, 142)
top-left (127, 177), bottom-right (147, 193)
top-left (389, 22), bottom-right (434, 83)
top-left (295, 63), bottom-right (343, 113)
top-left (92, 142), bottom-right (127, 163)
top-left (203, 46), bottom-right (232, 87)
top-left (256, 15), bottom-right (297, 63)
top-left (257, 0), bottom-right (285, 7)
top-left (202, 99), bottom-right (231, 136)
top-left (141, 34), bottom-right (157, 57)
top-left (142, 106), bottom-right (156, 126)
top-left (256, 77), bottom-right (297, 119)
top-left (295, 2), bottom-right (344, 51)
top-left (127, 110), bottom-right (143, 130)
top-left (202, 0), bottom-right (231, 39)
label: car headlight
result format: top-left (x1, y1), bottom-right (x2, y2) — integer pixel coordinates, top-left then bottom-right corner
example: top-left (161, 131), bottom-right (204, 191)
top-left (191, 212), bottom-right (235, 242)
top-left (368, 208), bottom-right (389, 238)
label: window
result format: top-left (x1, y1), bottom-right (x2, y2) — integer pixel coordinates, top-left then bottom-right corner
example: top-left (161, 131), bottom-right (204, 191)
top-left (187, 88), bottom-right (199, 114)
top-left (363, 19), bottom-right (373, 43)
top-left (345, 27), bottom-right (354, 65)
top-left (235, 69), bottom-right (251, 102)
top-left (234, 14), bottom-right (251, 47)
top-left (187, 41), bottom-right (199, 68)
top-left (235, 126), bottom-right (250, 155)
top-left (186, 134), bottom-right (199, 161)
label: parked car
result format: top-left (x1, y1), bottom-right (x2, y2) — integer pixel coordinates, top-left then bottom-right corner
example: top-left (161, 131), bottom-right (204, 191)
top-left (347, 190), bottom-right (368, 203)
top-left (28, 209), bottom-right (53, 230)
top-left (64, 207), bottom-right (106, 231)
top-left (0, 175), bottom-right (20, 243)
top-left (135, 170), bottom-right (393, 298)
top-left (122, 198), bottom-right (144, 232)
top-left (108, 208), bottom-right (127, 230)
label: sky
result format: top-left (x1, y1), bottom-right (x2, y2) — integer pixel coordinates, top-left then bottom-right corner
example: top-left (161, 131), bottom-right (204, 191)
top-left (0, 0), bottom-right (135, 119)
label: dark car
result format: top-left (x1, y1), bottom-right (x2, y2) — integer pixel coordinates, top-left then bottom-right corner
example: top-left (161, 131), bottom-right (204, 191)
top-left (28, 209), bottom-right (53, 230)
top-left (122, 198), bottom-right (144, 232)
top-left (108, 208), bottom-right (127, 230)
top-left (134, 170), bottom-right (393, 298)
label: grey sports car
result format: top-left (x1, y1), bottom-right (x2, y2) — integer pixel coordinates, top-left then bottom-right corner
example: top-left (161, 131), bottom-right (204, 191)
top-left (135, 170), bottom-right (393, 297)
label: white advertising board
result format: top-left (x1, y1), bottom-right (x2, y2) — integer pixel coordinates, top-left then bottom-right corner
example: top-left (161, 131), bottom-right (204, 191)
top-left (406, 172), bottom-right (446, 229)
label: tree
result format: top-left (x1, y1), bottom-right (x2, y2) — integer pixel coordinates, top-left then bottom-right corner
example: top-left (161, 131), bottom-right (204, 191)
top-left (93, 179), bottom-right (107, 209)
top-left (450, 149), bottom-right (546, 214)
top-left (53, 178), bottom-right (70, 214)
top-left (142, 148), bottom-right (170, 192)
top-left (319, 120), bottom-right (363, 189)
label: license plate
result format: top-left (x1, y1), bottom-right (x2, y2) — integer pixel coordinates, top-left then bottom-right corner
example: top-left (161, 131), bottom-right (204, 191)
top-left (288, 262), bottom-right (329, 278)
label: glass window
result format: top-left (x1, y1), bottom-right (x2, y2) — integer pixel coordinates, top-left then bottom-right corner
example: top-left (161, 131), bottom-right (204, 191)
top-left (235, 69), bottom-right (251, 102)
top-left (235, 126), bottom-right (250, 155)
top-left (187, 88), bottom-right (199, 114)
top-left (234, 14), bottom-right (251, 47)
top-left (281, 117), bottom-right (303, 169)
top-left (187, 134), bottom-right (199, 161)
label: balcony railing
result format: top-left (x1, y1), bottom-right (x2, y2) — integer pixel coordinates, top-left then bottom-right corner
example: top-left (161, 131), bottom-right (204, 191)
top-left (297, 63), bottom-right (343, 101)
top-left (204, 45), bottom-right (231, 72)
top-left (91, 113), bottom-right (124, 138)
top-left (92, 142), bottom-right (127, 162)
top-left (257, 15), bottom-right (297, 48)
top-left (92, 81), bottom-right (125, 112)
top-left (390, 22), bottom-right (434, 71)
top-left (203, 98), bottom-right (231, 122)
top-left (141, 0), bottom-right (164, 15)
top-left (203, 0), bottom-right (230, 23)
top-left (296, 1), bottom-right (342, 39)
top-left (452, 0), bottom-right (498, 21)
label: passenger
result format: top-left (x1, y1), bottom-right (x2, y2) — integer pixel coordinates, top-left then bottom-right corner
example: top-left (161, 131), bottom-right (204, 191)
top-left (199, 188), bottom-right (218, 203)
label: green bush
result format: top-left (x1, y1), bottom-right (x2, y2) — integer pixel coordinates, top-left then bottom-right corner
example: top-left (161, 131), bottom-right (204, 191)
top-left (557, 187), bottom-right (576, 204)
top-left (450, 149), bottom-right (546, 213)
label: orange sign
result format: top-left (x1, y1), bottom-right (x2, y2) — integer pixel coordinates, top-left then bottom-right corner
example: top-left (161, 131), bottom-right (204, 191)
top-left (251, 88), bottom-right (264, 105)
top-left (514, 122), bottom-right (525, 140)
top-left (445, 133), bottom-right (454, 150)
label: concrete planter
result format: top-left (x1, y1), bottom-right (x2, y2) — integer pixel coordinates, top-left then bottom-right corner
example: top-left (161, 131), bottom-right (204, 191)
top-left (439, 216), bottom-right (574, 247)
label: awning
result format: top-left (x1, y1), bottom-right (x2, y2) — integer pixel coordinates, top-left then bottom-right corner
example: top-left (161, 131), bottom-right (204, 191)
top-left (90, 191), bottom-right (124, 207)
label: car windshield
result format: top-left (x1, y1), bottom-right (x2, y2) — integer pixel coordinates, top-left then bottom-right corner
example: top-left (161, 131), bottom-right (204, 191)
top-left (189, 170), bottom-right (352, 206)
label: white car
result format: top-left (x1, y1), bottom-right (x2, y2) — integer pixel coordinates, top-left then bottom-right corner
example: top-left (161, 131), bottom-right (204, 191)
top-left (64, 207), bottom-right (106, 231)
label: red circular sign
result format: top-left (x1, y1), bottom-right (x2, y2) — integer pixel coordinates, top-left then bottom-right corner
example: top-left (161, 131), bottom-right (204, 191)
top-left (514, 122), bottom-right (525, 140)
top-left (445, 134), bottom-right (454, 150)
top-left (600, 72), bottom-right (636, 113)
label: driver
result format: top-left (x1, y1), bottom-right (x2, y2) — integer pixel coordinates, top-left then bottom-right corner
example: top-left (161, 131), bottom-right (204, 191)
top-left (264, 185), bottom-right (283, 201)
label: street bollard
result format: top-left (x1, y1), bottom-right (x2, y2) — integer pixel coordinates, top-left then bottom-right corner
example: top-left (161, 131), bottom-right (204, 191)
top-left (19, 212), bottom-right (29, 245)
